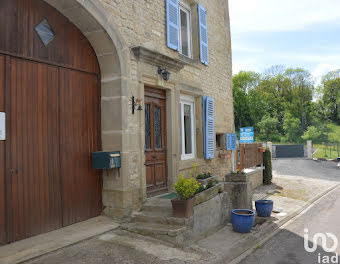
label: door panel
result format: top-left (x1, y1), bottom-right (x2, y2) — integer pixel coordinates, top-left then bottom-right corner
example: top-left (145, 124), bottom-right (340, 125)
top-left (0, 55), bottom-right (6, 244)
top-left (59, 68), bottom-right (101, 226)
top-left (144, 87), bottom-right (167, 194)
top-left (7, 58), bottom-right (62, 242)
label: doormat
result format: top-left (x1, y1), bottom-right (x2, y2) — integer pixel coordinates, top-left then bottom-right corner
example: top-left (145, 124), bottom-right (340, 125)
top-left (159, 192), bottom-right (178, 199)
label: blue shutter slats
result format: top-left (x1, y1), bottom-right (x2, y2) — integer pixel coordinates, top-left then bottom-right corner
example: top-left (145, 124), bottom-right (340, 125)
top-left (226, 133), bottom-right (237, 150)
top-left (198, 4), bottom-right (209, 65)
top-left (203, 96), bottom-right (214, 159)
top-left (166, 0), bottom-right (179, 51)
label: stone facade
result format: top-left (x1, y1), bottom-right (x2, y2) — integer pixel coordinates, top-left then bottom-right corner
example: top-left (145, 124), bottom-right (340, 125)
top-left (45, 0), bottom-right (234, 219)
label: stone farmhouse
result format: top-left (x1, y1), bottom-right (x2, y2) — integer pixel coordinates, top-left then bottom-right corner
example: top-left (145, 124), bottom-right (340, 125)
top-left (0, 0), bottom-right (234, 244)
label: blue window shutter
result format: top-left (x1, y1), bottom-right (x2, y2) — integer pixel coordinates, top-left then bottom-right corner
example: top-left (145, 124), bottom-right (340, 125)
top-left (203, 97), bottom-right (207, 157)
top-left (203, 96), bottom-right (214, 159)
top-left (166, 0), bottom-right (179, 51)
top-left (232, 134), bottom-right (237, 150)
top-left (226, 134), bottom-right (231, 150)
top-left (198, 4), bottom-right (209, 65)
top-left (227, 133), bottom-right (237, 150)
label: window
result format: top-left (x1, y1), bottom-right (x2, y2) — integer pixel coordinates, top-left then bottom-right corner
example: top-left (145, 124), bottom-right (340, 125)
top-left (179, 3), bottom-right (192, 58)
top-left (180, 95), bottom-right (195, 160)
top-left (216, 134), bottom-right (222, 148)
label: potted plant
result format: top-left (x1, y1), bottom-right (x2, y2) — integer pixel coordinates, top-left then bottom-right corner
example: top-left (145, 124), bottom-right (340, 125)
top-left (255, 200), bottom-right (273, 217)
top-left (196, 171), bottom-right (217, 185)
top-left (172, 175), bottom-right (200, 218)
top-left (258, 147), bottom-right (266, 153)
top-left (231, 209), bottom-right (255, 233)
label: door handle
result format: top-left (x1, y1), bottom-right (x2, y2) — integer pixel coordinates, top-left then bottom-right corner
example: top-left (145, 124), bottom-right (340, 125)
top-left (10, 168), bottom-right (18, 174)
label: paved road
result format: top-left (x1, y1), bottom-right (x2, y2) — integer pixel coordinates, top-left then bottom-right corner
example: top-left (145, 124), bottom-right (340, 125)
top-left (240, 185), bottom-right (340, 264)
top-left (273, 159), bottom-right (340, 182)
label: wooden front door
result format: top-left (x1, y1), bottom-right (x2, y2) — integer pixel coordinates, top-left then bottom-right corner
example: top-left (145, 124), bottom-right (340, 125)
top-left (0, 0), bottom-right (102, 244)
top-left (144, 87), bottom-right (167, 194)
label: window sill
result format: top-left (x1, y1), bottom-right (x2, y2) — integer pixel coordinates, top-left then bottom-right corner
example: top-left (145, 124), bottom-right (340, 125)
top-left (177, 53), bottom-right (203, 70)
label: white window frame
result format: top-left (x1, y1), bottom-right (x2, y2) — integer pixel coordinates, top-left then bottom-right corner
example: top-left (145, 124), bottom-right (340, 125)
top-left (180, 95), bottom-right (196, 160)
top-left (178, 2), bottom-right (192, 58)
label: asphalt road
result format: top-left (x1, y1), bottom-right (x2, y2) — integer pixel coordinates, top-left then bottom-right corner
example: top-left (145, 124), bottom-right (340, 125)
top-left (240, 185), bottom-right (340, 264)
top-left (273, 159), bottom-right (340, 182)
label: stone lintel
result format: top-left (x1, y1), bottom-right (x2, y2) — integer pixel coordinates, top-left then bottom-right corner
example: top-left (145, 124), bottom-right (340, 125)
top-left (132, 46), bottom-right (185, 72)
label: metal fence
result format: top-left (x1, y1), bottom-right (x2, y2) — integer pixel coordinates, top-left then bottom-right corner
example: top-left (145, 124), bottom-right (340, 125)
top-left (236, 143), bottom-right (264, 171)
top-left (316, 142), bottom-right (340, 158)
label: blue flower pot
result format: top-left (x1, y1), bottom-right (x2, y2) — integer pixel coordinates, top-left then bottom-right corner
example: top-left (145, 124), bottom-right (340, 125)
top-left (255, 200), bottom-right (273, 217)
top-left (231, 209), bottom-right (255, 233)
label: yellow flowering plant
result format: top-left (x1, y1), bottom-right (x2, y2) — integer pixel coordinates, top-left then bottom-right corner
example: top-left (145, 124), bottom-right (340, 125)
top-left (173, 175), bottom-right (200, 200)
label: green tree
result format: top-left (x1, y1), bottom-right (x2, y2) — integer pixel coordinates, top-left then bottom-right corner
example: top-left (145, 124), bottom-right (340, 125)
top-left (284, 68), bottom-right (314, 131)
top-left (283, 112), bottom-right (302, 143)
top-left (257, 115), bottom-right (280, 142)
top-left (232, 71), bottom-right (260, 130)
top-left (301, 126), bottom-right (327, 143)
top-left (320, 70), bottom-right (340, 124)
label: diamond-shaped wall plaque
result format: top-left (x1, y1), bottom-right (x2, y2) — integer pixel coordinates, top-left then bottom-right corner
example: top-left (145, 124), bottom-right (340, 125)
top-left (35, 19), bottom-right (55, 46)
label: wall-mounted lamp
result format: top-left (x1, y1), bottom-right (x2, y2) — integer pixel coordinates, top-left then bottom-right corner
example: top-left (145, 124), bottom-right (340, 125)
top-left (157, 66), bottom-right (171, 81)
top-left (131, 96), bottom-right (143, 114)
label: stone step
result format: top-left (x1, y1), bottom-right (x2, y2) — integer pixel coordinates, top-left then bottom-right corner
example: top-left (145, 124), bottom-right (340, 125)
top-left (132, 211), bottom-right (191, 226)
top-left (121, 222), bottom-right (187, 238)
top-left (141, 197), bottom-right (173, 213)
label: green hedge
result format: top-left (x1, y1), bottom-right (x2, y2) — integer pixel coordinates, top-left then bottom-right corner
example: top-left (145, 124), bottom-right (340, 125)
top-left (263, 148), bottom-right (272, 185)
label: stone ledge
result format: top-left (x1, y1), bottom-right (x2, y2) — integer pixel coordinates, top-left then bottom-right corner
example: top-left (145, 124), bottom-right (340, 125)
top-left (224, 166), bottom-right (264, 182)
top-left (194, 184), bottom-right (224, 206)
top-left (132, 46), bottom-right (185, 72)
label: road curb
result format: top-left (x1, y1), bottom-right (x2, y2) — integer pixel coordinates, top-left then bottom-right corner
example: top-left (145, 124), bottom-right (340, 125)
top-left (224, 183), bottom-right (340, 264)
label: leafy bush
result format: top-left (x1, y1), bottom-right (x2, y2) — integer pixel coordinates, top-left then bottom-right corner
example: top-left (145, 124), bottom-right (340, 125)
top-left (173, 175), bottom-right (200, 200)
top-left (196, 184), bottom-right (206, 194)
top-left (263, 148), bottom-right (272, 185)
top-left (301, 126), bottom-right (327, 143)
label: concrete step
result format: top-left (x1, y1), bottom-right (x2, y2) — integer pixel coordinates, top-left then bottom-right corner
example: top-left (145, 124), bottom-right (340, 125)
top-left (121, 222), bottom-right (187, 238)
top-left (132, 211), bottom-right (191, 226)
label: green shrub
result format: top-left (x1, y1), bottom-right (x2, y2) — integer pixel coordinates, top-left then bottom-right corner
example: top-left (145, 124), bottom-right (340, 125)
top-left (263, 148), bottom-right (272, 185)
top-left (173, 175), bottom-right (200, 200)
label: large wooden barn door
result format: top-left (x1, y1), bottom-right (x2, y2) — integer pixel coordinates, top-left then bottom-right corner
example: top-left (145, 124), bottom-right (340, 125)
top-left (6, 58), bottom-right (62, 242)
top-left (0, 56), bottom-right (6, 244)
top-left (0, 0), bottom-right (102, 243)
top-left (59, 68), bottom-right (101, 226)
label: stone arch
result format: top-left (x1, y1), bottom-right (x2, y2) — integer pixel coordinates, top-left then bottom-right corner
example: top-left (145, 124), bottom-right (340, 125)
top-left (44, 0), bottom-right (130, 148)
top-left (44, 0), bottom-right (131, 219)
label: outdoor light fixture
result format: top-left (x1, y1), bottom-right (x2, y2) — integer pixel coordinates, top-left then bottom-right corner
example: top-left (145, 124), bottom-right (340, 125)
top-left (131, 96), bottom-right (143, 114)
top-left (157, 66), bottom-right (171, 81)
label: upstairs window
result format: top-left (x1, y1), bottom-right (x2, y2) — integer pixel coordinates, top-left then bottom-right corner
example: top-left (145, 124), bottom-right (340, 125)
top-left (179, 3), bottom-right (192, 58)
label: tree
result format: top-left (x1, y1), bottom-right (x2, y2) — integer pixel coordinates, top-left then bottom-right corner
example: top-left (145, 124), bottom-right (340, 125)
top-left (232, 71), bottom-right (260, 130)
top-left (284, 68), bottom-right (314, 131)
top-left (301, 126), bottom-right (327, 143)
top-left (283, 112), bottom-right (302, 143)
top-left (320, 70), bottom-right (340, 124)
top-left (257, 115), bottom-right (280, 142)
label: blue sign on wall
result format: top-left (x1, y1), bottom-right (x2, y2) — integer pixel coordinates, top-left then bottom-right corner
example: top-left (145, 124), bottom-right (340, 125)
top-left (226, 133), bottom-right (237, 150)
top-left (240, 127), bottom-right (254, 143)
